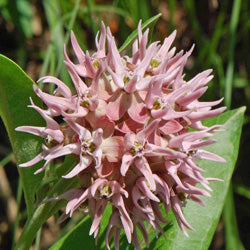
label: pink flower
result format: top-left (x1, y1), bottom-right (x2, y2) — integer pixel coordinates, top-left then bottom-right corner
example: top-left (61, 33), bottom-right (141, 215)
top-left (16, 20), bottom-right (226, 250)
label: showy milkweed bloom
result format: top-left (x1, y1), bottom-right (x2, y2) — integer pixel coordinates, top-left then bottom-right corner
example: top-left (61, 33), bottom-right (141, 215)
top-left (16, 21), bottom-right (226, 249)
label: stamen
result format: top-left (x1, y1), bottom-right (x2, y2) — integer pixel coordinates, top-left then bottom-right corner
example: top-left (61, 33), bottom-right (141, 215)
top-left (93, 60), bottom-right (100, 69)
top-left (150, 58), bottom-right (161, 68)
top-left (45, 135), bottom-right (58, 148)
top-left (123, 75), bottom-right (131, 85)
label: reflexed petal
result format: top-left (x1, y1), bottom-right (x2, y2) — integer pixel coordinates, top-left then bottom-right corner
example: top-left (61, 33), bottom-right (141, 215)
top-left (121, 152), bottom-right (135, 176)
top-left (63, 156), bottom-right (92, 178)
top-left (159, 120), bottom-right (183, 135)
top-left (187, 107), bottom-right (226, 122)
top-left (92, 128), bottom-right (103, 146)
top-left (127, 92), bottom-right (147, 123)
top-left (38, 76), bottom-right (72, 98)
top-left (106, 91), bottom-right (131, 121)
top-left (195, 149), bottom-right (226, 162)
top-left (89, 200), bottom-right (107, 236)
top-left (135, 157), bottom-right (156, 190)
top-left (64, 118), bottom-right (92, 140)
top-left (116, 118), bottom-right (143, 134)
top-left (19, 152), bottom-right (44, 168)
top-left (70, 31), bottom-right (85, 64)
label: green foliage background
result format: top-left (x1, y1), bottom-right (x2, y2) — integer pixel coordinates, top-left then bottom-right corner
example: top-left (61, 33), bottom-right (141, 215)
top-left (0, 0), bottom-right (249, 249)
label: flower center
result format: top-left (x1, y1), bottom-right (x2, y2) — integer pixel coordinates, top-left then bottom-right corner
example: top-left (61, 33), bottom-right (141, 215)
top-left (153, 98), bottom-right (166, 110)
top-left (92, 60), bottom-right (100, 69)
top-left (81, 141), bottom-right (96, 154)
top-left (101, 184), bottom-right (112, 198)
top-left (130, 141), bottom-right (145, 157)
top-left (79, 93), bottom-right (92, 108)
top-left (123, 75), bottom-right (131, 85)
top-left (150, 58), bottom-right (161, 68)
top-left (45, 135), bottom-right (58, 148)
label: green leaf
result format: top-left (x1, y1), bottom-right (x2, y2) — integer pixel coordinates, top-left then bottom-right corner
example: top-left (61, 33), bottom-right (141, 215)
top-left (16, 156), bottom-right (79, 250)
top-left (150, 107), bottom-right (245, 250)
top-left (0, 54), bottom-right (44, 216)
top-left (49, 216), bottom-right (96, 250)
top-left (118, 13), bottom-right (162, 53)
top-left (48, 107), bottom-right (245, 250)
top-left (49, 205), bottom-right (113, 250)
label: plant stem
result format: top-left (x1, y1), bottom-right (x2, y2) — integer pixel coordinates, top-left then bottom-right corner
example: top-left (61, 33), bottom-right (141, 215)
top-left (223, 0), bottom-right (243, 249)
top-left (224, 0), bottom-right (241, 108)
top-left (35, 227), bottom-right (42, 250)
top-left (86, 0), bottom-right (98, 34)
top-left (223, 183), bottom-right (244, 250)
top-left (0, 153), bottom-right (13, 168)
top-left (11, 178), bottom-right (22, 250)
top-left (55, 0), bottom-right (81, 77)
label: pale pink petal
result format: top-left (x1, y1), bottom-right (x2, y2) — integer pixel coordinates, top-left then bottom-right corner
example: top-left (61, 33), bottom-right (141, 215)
top-left (38, 76), bottom-right (72, 98)
top-left (101, 136), bottom-right (124, 162)
top-left (93, 148), bottom-right (102, 168)
top-left (63, 156), bottom-right (92, 178)
top-left (121, 152), bottom-right (135, 176)
top-left (127, 92), bottom-right (147, 124)
top-left (195, 149), bottom-right (226, 162)
top-left (136, 119), bottom-right (160, 142)
top-left (187, 107), bottom-right (226, 122)
top-left (45, 143), bottom-right (80, 160)
top-left (19, 152), bottom-right (44, 167)
top-left (116, 118), bottom-right (143, 134)
top-left (159, 120), bottom-right (183, 135)
top-left (171, 194), bottom-right (194, 235)
top-left (15, 126), bottom-right (64, 143)
top-left (136, 177), bottom-right (160, 202)
top-left (144, 80), bottom-right (162, 109)
top-left (124, 76), bottom-right (138, 93)
top-left (89, 200), bottom-right (107, 236)
top-left (92, 128), bottom-right (103, 147)
top-left (111, 194), bottom-right (133, 243)
top-left (28, 98), bottom-right (61, 130)
top-left (106, 91), bottom-right (131, 121)
top-left (157, 30), bottom-right (176, 58)
top-left (64, 61), bottom-right (87, 94)
top-left (64, 118), bottom-right (91, 140)
top-left (34, 159), bottom-right (52, 174)
top-left (176, 87), bottom-right (208, 106)
top-left (94, 21), bottom-right (106, 58)
top-left (85, 51), bottom-right (96, 78)
top-left (105, 211), bottom-right (121, 250)
top-left (90, 178), bottom-right (108, 197)
top-left (70, 31), bottom-right (85, 64)
top-left (106, 28), bottom-right (124, 74)
top-left (33, 86), bottom-right (74, 113)
top-left (135, 157), bottom-right (156, 190)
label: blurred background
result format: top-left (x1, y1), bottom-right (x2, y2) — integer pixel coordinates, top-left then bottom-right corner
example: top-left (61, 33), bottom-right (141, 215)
top-left (0, 0), bottom-right (249, 249)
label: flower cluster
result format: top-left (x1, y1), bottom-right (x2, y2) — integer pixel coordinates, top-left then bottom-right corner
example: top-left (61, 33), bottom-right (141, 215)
top-left (16, 21), bottom-right (226, 249)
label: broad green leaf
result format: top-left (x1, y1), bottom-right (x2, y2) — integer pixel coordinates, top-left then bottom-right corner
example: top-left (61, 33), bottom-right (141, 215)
top-left (47, 107), bottom-right (245, 250)
top-left (50, 216), bottom-right (96, 250)
top-left (49, 205), bottom-right (113, 250)
top-left (148, 107), bottom-right (245, 250)
top-left (0, 54), bottom-right (44, 216)
top-left (118, 13), bottom-right (162, 53)
top-left (0, 54), bottom-right (80, 250)
top-left (16, 156), bottom-right (79, 250)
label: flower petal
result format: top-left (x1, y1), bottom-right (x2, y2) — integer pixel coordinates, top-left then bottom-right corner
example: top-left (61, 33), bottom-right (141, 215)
top-left (127, 92), bottom-right (147, 123)
top-left (106, 91), bottom-right (130, 121)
